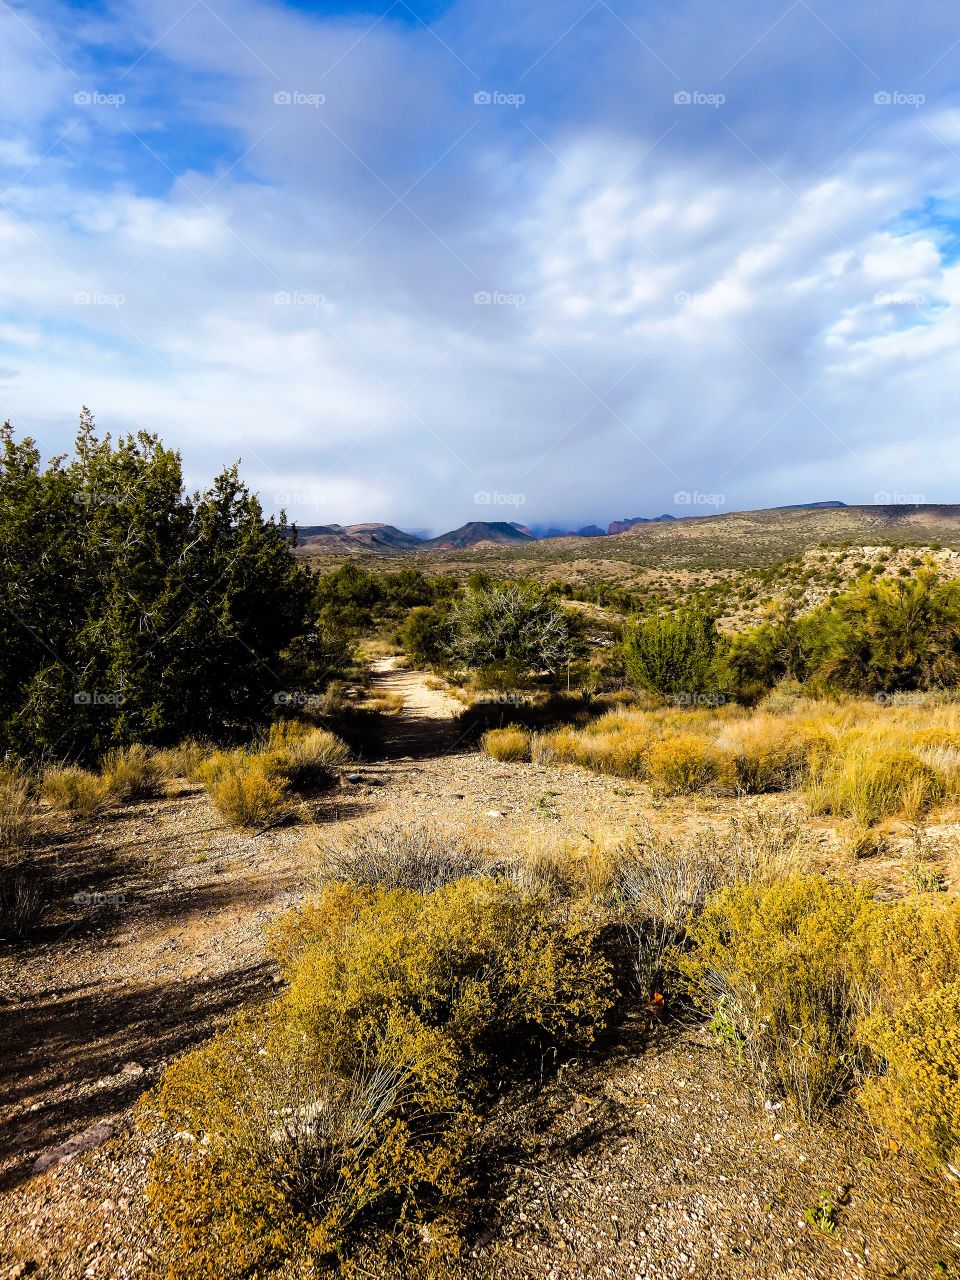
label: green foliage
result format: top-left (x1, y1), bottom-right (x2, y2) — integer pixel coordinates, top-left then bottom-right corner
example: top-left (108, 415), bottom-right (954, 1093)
top-left (622, 605), bottom-right (726, 698)
top-left (143, 875), bottom-right (613, 1276)
top-left (447, 583), bottom-right (573, 681)
top-left (399, 603), bottom-right (453, 666)
top-left (0, 412), bottom-right (313, 759)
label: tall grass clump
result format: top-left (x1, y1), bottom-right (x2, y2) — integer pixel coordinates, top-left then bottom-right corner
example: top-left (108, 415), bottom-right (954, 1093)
top-left (0, 767), bottom-right (43, 939)
top-left (101, 743), bottom-right (164, 802)
top-left (264, 722), bottom-right (350, 789)
top-left (481, 726), bottom-right (532, 762)
top-left (198, 751), bottom-right (289, 829)
top-left (141, 876), bottom-right (613, 1277)
top-left (805, 740), bottom-right (945, 826)
top-left (646, 733), bottom-right (727, 795)
top-left (314, 822), bottom-right (494, 894)
top-left (41, 765), bottom-right (110, 818)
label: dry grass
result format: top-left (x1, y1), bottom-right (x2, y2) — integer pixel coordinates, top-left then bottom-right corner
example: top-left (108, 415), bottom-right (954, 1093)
top-left (41, 765), bottom-right (111, 818)
top-left (313, 820), bottom-right (495, 893)
top-left (101, 743), bottom-right (165, 802)
top-left (482, 726), bottom-right (532, 762)
top-left (0, 767), bottom-right (44, 938)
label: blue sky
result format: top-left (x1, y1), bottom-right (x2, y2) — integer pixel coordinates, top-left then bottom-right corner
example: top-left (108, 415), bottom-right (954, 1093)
top-left (2, 0), bottom-right (960, 530)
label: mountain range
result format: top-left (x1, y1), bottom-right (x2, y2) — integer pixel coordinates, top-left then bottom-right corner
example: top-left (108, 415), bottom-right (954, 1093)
top-left (293, 503), bottom-right (850, 554)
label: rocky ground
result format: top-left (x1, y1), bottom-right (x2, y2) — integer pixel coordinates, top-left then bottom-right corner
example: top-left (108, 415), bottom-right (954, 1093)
top-left (2, 668), bottom-right (959, 1279)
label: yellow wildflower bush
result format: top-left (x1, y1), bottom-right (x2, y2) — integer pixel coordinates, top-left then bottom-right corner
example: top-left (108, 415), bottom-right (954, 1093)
top-left (679, 875), bottom-right (874, 1117)
top-left (859, 981), bottom-right (960, 1176)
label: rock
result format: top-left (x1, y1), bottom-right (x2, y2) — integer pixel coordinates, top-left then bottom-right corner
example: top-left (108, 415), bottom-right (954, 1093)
top-left (32, 1121), bottom-right (117, 1174)
top-left (485, 810), bottom-right (506, 818)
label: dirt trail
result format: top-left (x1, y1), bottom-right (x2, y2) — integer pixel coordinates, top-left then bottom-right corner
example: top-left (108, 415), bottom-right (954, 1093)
top-left (368, 656), bottom-right (464, 757)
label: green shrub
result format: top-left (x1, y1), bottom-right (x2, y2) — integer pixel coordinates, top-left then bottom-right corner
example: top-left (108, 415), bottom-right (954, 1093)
top-left (622, 605), bottom-right (726, 698)
top-left (679, 875), bottom-right (872, 1118)
top-left (482, 726), bottom-right (532, 762)
top-left (41, 765), bottom-right (110, 818)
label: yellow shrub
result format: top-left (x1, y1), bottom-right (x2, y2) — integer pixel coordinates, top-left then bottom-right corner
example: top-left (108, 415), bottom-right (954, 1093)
top-left (646, 733), bottom-right (726, 795)
top-left (41, 766), bottom-right (110, 818)
top-left (273, 726), bottom-right (350, 788)
top-left (680, 875), bottom-right (873, 1117)
top-left (275, 878), bottom-right (613, 1060)
top-left (860, 981), bottom-right (960, 1176)
top-left (144, 876), bottom-right (613, 1277)
top-left (101, 743), bottom-right (164, 801)
top-left (140, 1005), bottom-right (469, 1280)
top-left (153, 739), bottom-right (211, 781)
top-left (202, 754), bottom-right (289, 828)
top-left (806, 742), bottom-right (945, 825)
top-left (851, 895), bottom-right (960, 1012)
top-left (482, 726), bottom-right (532, 762)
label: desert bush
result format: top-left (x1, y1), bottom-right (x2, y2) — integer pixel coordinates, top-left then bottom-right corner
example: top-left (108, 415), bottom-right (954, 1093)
top-left (145, 876), bottom-right (613, 1276)
top-left (622, 604), bottom-right (726, 699)
top-left (679, 875), bottom-right (872, 1118)
top-left (314, 822), bottom-right (494, 894)
top-left (141, 1004), bottom-right (468, 1279)
top-left (646, 733), bottom-right (726, 795)
top-left (101, 743), bottom-right (164, 802)
top-left (153, 738), bottom-right (211, 781)
top-left (41, 765), bottom-right (110, 818)
top-left (276, 878), bottom-right (613, 1066)
top-left (447, 583), bottom-right (573, 681)
top-left (202, 753), bottom-right (289, 828)
top-left (482, 726), bottom-right (532, 762)
top-left (264, 722), bottom-right (350, 789)
top-left (805, 742), bottom-right (945, 825)
top-left (859, 981), bottom-right (960, 1177)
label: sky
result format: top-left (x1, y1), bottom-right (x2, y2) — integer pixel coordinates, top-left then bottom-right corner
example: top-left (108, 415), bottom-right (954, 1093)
top-left (2, 0), bottom-right (960, 533)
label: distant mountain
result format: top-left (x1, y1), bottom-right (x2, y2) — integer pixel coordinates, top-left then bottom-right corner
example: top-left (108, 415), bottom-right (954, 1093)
top-left (608, 514), bottom-right (677, 534)
top-left (423, 521), bottom-right (537, 550)
top-left (294, 523), bottom-right (424, 554)
top-left (540, 524), bottom-right (607, 538)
